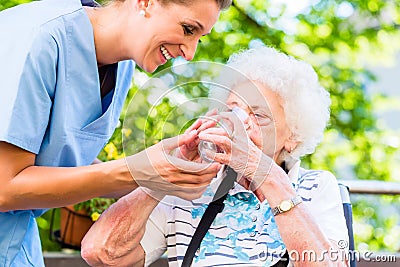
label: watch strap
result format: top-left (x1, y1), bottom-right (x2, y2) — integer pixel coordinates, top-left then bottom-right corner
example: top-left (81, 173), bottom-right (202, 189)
top-left (292, 195), bottom-right (302, 206)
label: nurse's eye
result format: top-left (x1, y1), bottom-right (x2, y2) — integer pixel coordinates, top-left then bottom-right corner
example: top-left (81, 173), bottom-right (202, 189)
top-left (182, 24), bottom-right (195, 35)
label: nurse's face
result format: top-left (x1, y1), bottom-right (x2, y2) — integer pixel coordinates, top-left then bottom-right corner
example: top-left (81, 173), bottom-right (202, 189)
top-left (132, 0), bottom-right (220, 72)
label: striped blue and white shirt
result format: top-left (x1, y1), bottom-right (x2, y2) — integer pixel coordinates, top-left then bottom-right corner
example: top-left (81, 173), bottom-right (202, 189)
top-left (141, 160), bottom-right (348, 266)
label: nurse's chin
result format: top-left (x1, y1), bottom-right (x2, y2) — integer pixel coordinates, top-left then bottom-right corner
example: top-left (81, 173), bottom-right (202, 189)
top-left (142, 56), bottom-right (170, 73)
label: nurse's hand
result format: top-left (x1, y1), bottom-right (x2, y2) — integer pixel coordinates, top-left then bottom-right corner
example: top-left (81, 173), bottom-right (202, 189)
top-left (125, 131), bottom-right (222, 201)
top-left (174, 109), bottom-right (218, 162)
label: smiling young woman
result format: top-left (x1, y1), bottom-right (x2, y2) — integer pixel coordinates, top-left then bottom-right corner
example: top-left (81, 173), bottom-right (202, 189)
top-left (85, 0), bottom-right (229, 71)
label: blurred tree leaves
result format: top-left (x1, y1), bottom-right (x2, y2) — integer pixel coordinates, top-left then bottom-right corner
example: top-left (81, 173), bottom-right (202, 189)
top-left (2, 0), bottom-right (399, 252)
top-left (0, 0), bottom-right (29, 9)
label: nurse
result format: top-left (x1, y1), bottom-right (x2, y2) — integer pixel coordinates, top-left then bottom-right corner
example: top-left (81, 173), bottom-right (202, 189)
top-left (0, 0), bottom-right (231, 265)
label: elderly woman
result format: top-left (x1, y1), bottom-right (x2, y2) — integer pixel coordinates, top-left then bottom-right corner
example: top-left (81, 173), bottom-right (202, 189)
top-left (81, 46), bottom-right (349, 267)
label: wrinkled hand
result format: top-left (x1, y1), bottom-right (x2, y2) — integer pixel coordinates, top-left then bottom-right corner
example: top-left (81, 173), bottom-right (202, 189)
top-left (175, 109), bottom-right (218, 162)
top-left (81, 188), bottom-right (157, 267)
top-left (233, 153), bottom-right (290, 202)
top-left (126, 131), bottom-right (222, 201)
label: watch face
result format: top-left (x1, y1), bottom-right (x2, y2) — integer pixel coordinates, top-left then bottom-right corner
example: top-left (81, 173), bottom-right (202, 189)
top-left (280, 200), bottom-right (292, 212)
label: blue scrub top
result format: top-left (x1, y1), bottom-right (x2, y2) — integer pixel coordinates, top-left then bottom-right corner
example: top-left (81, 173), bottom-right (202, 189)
top-left (0, 0), bottom-right (135, 265)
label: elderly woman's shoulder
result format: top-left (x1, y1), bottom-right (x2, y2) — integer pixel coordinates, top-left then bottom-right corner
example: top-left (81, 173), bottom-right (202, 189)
top-left (299, 167), bottom-right (337, 182)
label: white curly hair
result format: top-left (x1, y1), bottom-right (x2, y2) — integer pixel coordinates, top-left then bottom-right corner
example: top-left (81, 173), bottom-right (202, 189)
top-left (210, 45), bottom-right (331, 162)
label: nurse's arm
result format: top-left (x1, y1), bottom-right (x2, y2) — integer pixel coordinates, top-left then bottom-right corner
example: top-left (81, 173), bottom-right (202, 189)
top-left (0, 141), bottom-right (137, 212)
top-left (0, 133), bottom-right (218, 211)
top-left (91, 158), bottom-right (133, 198)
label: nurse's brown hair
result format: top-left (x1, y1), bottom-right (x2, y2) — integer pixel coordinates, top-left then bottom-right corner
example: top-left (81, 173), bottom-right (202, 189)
top-left (112, 0), bottom-right (231, 10)
top-left (158, 0), bottom-right (232, 10)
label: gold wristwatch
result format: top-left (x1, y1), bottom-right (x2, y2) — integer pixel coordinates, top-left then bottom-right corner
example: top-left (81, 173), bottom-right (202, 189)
top-left (271, 195), bottom-right (302, 216)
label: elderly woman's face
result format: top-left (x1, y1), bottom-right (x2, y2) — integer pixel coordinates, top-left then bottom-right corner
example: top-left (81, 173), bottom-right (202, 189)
top-left (133, 0), bottom-right (220, 73)
top-left (226, 80), bottom-right (293, 162)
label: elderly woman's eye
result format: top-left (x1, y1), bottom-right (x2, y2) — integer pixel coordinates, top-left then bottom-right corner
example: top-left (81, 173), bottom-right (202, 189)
top-left (255, 113), bottom-right (273, 124)
top-left (182, 24), bottom-right (195, 35)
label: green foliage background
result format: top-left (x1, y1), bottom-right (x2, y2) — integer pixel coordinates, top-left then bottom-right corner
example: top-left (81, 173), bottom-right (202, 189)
top-left (2, 0), bottom-right (399, 252)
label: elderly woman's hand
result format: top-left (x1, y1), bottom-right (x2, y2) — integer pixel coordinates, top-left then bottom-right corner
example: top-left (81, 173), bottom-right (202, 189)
top-left (197, 112), bottom-right (260, 176)
top-left (126, 131), bottom-right (222, 201)
top-left (198, 111), bottom-right (289, 195)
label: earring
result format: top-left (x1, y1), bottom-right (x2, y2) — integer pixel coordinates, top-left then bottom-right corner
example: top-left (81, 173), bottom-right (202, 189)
top-left (139, 0), bottom-right (147, 17)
